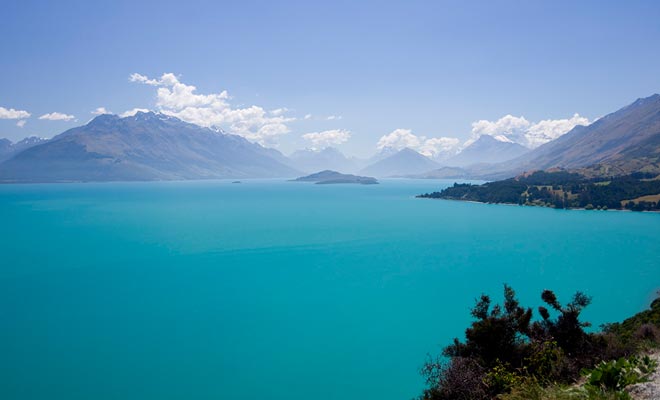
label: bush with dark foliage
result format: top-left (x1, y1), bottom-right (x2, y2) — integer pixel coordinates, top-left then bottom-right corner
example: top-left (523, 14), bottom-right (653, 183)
top-left (443, 285), bottom-right (532, 369)
top-left (420, 285), bottom-right (660, 400)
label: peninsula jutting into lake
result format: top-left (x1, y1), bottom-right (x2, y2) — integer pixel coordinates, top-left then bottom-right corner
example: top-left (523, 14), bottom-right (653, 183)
top-left (418, 170), bottom-right (660, 211)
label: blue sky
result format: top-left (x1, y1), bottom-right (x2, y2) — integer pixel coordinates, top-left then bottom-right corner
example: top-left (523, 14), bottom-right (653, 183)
top-left (1, 0), bottom-right (659, 157)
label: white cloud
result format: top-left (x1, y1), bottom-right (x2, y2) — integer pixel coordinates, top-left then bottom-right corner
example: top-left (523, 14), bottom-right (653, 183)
top-left (525, 113), bottom-right (590, 148)
top-left (493, 135), bottom-right (514, 143)
top-left (302, 129), bottom-right (351, 148)
top-left (471, 115), bottom-right (531, 145)
top-left (0, 106), bottom-right (30, 119)
top-left (470, 113), bottom-right (589, 148)
top-left (269, 108), bottom-right (288, 116)
top-left (304, 114), bottom-right (312, 120)
top-left (326, 115), bottom-right (342, 120)
top-left (377, 129), bottom-right (421, 151)
top-left (376, 128), bottom-right (461, 158)
top-left (130, 72), bottom-right (294, 146)
top-left (129, 73), bottom-right (162, 86)
top-left (91, 107), bottom-right (112, 115)
top-left (419, 137), bottom-right (461, 158)
top-left (16, 120), bottom-right (26, 128)
top-left (120, 108), bottom-right (150, 117)
top-left (39, 112), bottom-right (75, 121)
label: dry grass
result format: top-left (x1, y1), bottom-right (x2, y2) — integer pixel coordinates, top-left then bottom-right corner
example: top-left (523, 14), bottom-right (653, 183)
top-left (620, 193), bottom-right (660, 206)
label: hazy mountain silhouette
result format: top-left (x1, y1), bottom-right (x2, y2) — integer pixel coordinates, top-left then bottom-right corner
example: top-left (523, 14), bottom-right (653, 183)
top-left (0, 112), bottom-right (299, 182)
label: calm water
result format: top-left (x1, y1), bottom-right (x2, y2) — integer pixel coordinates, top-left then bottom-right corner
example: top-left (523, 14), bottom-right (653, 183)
top-left (1, 179), bottom-right (659, 399)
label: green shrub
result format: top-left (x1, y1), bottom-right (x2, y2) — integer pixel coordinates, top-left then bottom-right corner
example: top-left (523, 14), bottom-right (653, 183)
top-left (602, 298), bottom-right (660, 350)
top-left (582, 355), bottom-right (657, 392)
top-left (443, 285), bottom-right (532, 369)
top-left (420, 286), bottom-right (660, 400)
top-left (524, 341), bottom-right (570, 383)
top-left (483, 360), bottom-right (523, 395)
top-left (499, 380), bottom-right (601, 400)
top-left (532, 290), bottom-right (593, 356)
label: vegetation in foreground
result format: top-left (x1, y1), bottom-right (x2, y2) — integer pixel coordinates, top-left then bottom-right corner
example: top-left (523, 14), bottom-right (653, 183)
top-left (419, 285), bottom-right (660, 400)
top-left (418, 170), bottom-right (660, 211)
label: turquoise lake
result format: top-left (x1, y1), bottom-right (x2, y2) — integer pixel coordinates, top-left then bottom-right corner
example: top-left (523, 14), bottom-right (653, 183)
top-left (1, 179), bottom-right (659, 399)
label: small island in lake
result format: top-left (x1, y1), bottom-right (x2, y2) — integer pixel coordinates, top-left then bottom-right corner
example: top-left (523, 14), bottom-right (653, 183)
top-left (293, 170), bottom-right (379, 185)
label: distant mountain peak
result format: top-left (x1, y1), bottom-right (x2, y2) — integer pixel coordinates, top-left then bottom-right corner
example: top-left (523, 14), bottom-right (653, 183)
top-left (617, 93), bottom-right (660, 114)
top-left (0, 113), bottom-right (300, 182)
top-left (635, 93), bottom-right (660, 103)
top-left (360, 147), bottom-right (440, 177)
top-left (288, 146), bottom-right (357, 174)
top-left (445, 134), bottom-right (529, 167)
top-left (0, 135), bottom-right (49, 162)
top-left (15, 136), bottom-right (47, 145)
top-left (87, 110), bottom-right (178, 123)
top-left (397, 147), bottom-right (421, 155)
top-left (484, 93), bottom-right (660, 178)
top-left (132, 110), bottom-right (170, 120)
top-left (85, 114), bottom-right (121, 130)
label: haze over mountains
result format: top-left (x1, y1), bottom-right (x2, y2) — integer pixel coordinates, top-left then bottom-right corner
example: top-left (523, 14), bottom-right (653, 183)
top-left (288, 147), bottom-right (361, 174)
top-left (360, 148), bottom-right (441, 177)
top-left (0, 112), bottom-right (299, 182)
top-left (444, 135), bottom-right (529, 167)
top-left (474, 93), bottom-right (660, 179)
top-left (0, 136), bottom-right (48, 162)
top-left (1, 94), bottom-right (659, 183)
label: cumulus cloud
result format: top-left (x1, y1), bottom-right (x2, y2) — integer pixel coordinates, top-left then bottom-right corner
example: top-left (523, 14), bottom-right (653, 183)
top-left (16, 120), bottom-right (26, 128)
top-left (129, 73), bottom-right (162, 86)
top-left (326, 115), bottom-right (342, 120)
top-left (377, 129), bottom-right (421, 151)
top-left (91, 107), bottom-right (112, 115)
top-left (0, 106), bottom-right (31, 119)
top-left (304, 114), bottom-right (312, 120)
top-left (525, 113), bottom-right (590, 148)
top-left (376, 128), bottom-right (461, 159)
top-left (120, 108), bottom-right (150, 117)
top-left (129, 72), bottom-right (295, 146)
top-left (471, 115), bottom-right (531, 145)
top-left (470, 113), bottom-right (589, 148)
top-left (39, 112), bottom-right (75, 121)
top-left (419, 137), bottom-right (461, 158)
top-left (302, 129), bottom-right (351, 148)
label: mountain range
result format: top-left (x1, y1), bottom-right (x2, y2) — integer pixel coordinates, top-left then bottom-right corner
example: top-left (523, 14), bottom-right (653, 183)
top-left (0, 136), bottom-right (48, 163)
top-left (420, 94), bottom-right (660, 180)
top-left (490, 94), bottom-right (660, 178)
top-left (359, 147), bottom-right (441, 177)
top-left (444, 135), bottom-right (529, 167)
top-left (0, 112), bottom-right (299, 182)
top-left (1, 94), bottom-right (659, 183)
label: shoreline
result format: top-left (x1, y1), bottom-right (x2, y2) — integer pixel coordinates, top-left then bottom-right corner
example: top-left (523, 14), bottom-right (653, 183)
top-left (418, 196), bottom-right (660, 213)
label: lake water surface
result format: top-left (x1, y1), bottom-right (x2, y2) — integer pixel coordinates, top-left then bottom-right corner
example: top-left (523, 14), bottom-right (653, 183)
top-left (1, 179), bottom-right (659, 399)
